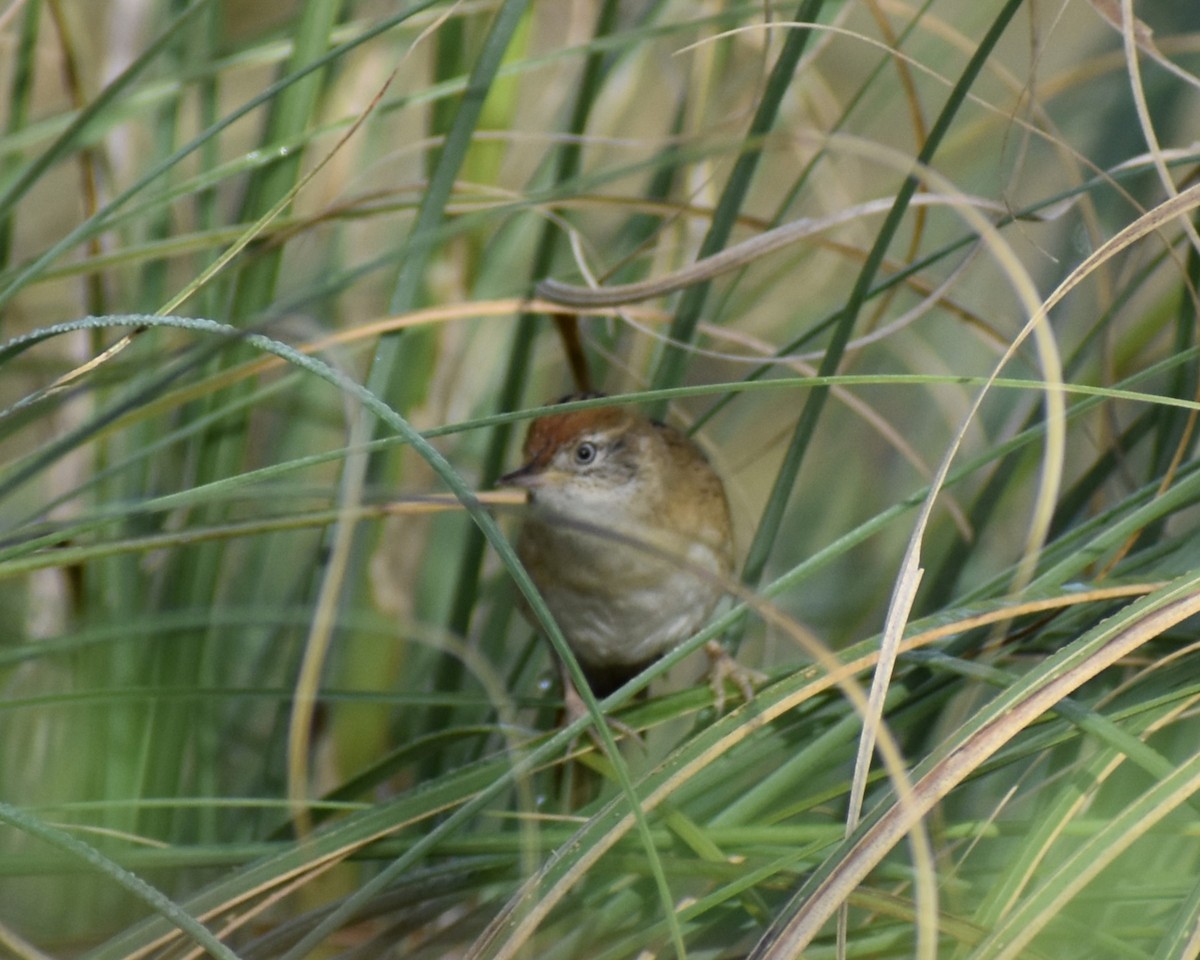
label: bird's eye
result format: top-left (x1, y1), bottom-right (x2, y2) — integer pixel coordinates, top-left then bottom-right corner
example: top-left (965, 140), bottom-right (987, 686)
top-left (573, 441), bottom-right (598, 465)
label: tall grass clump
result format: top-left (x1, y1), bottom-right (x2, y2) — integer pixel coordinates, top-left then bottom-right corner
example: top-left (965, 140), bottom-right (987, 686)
top-left (0, 1), bottom-right (1198, 957)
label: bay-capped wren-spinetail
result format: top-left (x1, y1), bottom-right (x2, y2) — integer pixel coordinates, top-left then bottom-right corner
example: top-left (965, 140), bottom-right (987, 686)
top-left (501, 394), bottom-right (745, 712)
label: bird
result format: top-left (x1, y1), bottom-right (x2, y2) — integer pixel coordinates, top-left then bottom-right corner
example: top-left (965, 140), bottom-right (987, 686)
top-left (501, 394), bottom-right (753, 724)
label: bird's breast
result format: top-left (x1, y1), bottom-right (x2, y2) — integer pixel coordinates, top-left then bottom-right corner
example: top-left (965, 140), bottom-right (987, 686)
top-left (516, 517), bottom-right (729, 668)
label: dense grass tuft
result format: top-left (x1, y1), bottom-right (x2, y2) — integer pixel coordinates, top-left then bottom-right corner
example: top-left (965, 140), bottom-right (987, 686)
top-left (1, 2), bottom-right (1199, 957)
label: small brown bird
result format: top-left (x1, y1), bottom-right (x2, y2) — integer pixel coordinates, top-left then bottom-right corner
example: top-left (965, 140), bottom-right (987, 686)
top-left (501, 395), bottom-right (748, 718)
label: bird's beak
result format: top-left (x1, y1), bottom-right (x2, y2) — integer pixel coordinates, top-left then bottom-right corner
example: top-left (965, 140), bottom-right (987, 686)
top-left (499, 463), bottom-right (544, 489)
